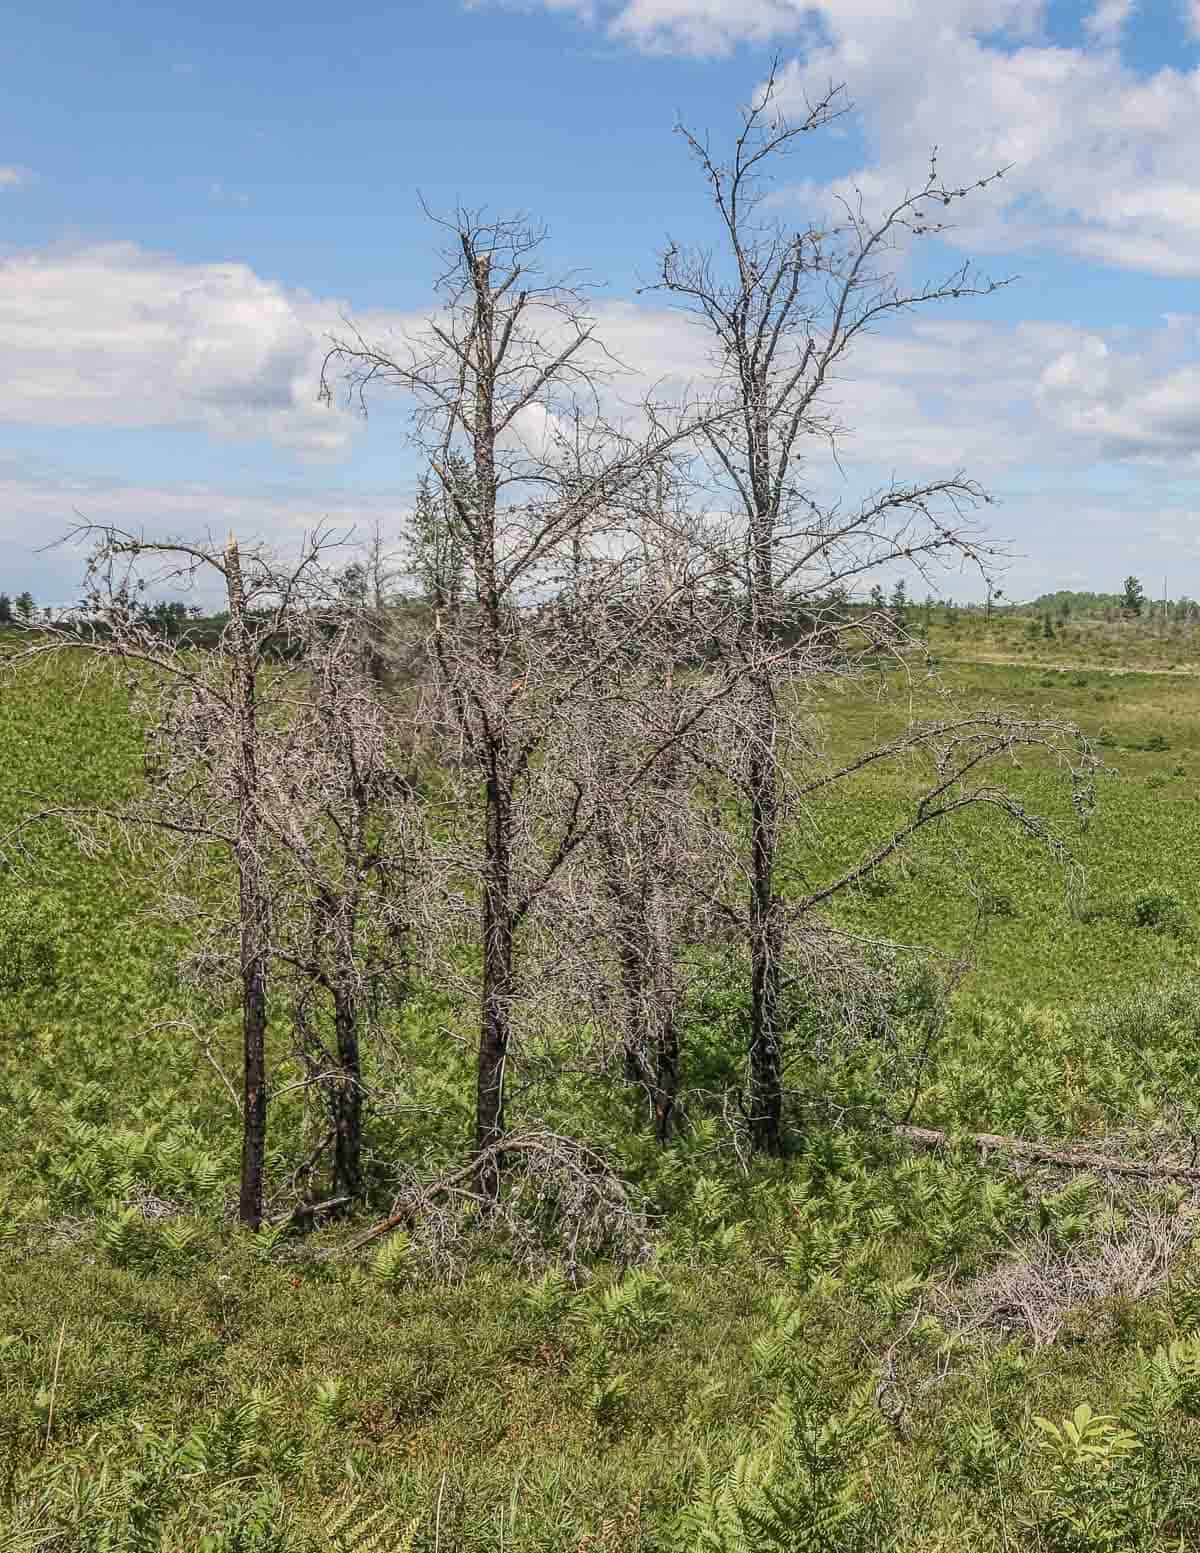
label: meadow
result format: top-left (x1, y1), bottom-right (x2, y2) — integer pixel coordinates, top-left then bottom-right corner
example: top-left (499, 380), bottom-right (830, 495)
top-left (7, 615), bottom-right (1200, 1550)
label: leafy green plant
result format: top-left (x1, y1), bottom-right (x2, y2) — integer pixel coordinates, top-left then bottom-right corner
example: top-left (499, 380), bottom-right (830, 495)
top-left (585, 1370), bottom-right (631, 1432)
top-left (1131, 890), bottom-right (1190, 938)
top-left (309, 1499), bottom-right (422, 1553)
top-left (252, 1221), bottom-right (291, 1263)
top-left (0, 886), bottom-right (65, 996)
top-left (157, 1218), bottom-right (204, 1266)
top-left (369, 1232), bottom-right (415, 1290)
top-left (674, 1383), bottom-right (891, 1552)
top-left (1029, 1404), bottom-right (1146, 1551)
top-left (585, 1268), bottom-right (673, 1351)
top-left (311, 1377), bottom-right (352, 1430)
top-left (521, 1265), bottom-right (579, 1325)
top-left (96, 1205), bottom-right (154, 1269)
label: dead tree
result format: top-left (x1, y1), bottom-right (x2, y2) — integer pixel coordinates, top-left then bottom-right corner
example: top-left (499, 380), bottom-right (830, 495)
top-left (222, 535), bottom-right (272, 1225)
top-left (1, 524), bottom-right (358, 1228)
top-left (569, 482), bottom-right (739, 1144)
top-left (322, 208), bottom-right (719, 1199)
top-left (336, 516), bottom-right (413, 690)
top-left (256, 599), bottom-right (432, 1209)
top-left (651, 64), bottom-right (1020, 1154)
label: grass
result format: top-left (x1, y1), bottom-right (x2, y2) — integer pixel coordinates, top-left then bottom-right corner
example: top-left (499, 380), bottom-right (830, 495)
top-left (8, 638), bottom-right (1200, 1547)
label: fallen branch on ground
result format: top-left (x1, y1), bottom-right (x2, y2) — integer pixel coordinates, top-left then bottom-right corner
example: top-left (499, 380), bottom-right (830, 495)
top-left (336, 1129), bottom-right (653, 1275)
top-left (896, 1124), bottom-right (1200, 1183)
top-left (269, 1195), bottom-right (350, 1228)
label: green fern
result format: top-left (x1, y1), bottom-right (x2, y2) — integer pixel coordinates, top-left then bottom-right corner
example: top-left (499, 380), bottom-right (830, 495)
top-left (958, 1414), bottom-right (1019, 1487)
top-left (586, 1268), bottom-right (672, 1350)
top-left (1169, 1268), bottom-right (1200, 1333)
top-left (689, 1174), bottom-right (735, 1231)
top-left (586, 1370), bottom-right (631, 1429)
top-left (96, 1205), bottom-right (149, 1268)
top-left (157, 1218), bottom-right (203, 1262)
top-left (751, 1298), bottom-right (806, 1379)
top-left (706, 1220), bottom-right (749, 1264)
top-left (253, 1221), bottom-right (290, 1262)
top-left (316, 1498), bottom-right (421, 1553)
top-left (875, 1272), bottom-right (926, 1322)
top-left (312, 1376), bottom-right (352, 1429)
top-left (1038, 1175), bottom-right (1099, 1242)
top-left (521, 1265), bottom-right (578, 1324)
top-left (370, 1232), bottom-right (415, 1289)
top-left (1145, 1332), bottom-right (1200, 1418)
top-left (674, 1384), bottom-right (888, 1552)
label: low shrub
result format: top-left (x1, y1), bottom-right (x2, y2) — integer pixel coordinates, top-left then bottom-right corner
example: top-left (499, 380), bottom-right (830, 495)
top-left (1131, 890), bottom-right (1191, 938)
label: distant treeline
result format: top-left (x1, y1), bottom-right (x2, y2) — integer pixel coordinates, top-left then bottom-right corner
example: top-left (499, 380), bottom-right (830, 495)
top-left (1027, 590), bottom-right (1200, 621)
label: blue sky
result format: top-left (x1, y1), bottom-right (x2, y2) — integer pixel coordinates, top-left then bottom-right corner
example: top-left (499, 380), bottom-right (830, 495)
top-left (4, 0), bottom-right (1200, 604)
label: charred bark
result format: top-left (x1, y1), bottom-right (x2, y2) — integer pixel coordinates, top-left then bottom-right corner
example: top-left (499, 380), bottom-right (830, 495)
top-left (226, 536), bottom-right (271, 1229)
top-left (330, 978), bottom-right (363, 1205)
top-left (475, 771), bottom-right (515, 1199)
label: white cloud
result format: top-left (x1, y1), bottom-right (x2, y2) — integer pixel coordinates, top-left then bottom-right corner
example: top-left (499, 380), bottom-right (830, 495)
top-left (0, 165), bottom-right (33, 192)
top-left (473, 0), bottom-right (1200, 279)
top-left (609, 0), bottom-right (808, 54)
top-left (5, 296), bottom-right (1200, 599)
top-left (1034, 316), bottom-right (1200, 464)
top-left (0, 463), bottom-right (405, 605)
top-left (0, 242), bottom-right (374, 455)
top-left (767, 6), bottom-right (1200, 280)
top-left (1084, 0), bottom-right (1134, 44)
top-left (594, 298), bottom-right (1200, 480)
top-left (5, 239), bottom-right (1200, 484)
top-left (7, 232), bottom-right (1200, 607)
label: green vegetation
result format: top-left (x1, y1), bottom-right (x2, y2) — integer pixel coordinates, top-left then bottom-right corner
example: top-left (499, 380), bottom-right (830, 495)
top-left (925, 596), bottom-right (1200, 674)
top-left (7, 637), bottom-right (1200, 1548)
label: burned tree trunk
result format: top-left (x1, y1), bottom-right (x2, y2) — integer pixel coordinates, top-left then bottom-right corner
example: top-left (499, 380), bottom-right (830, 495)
top-left (476, 768), bottom-right (516, 1198)
top-left (603, 861), bottom-right (683, 1144)
top-left (321, 207), bottom-right (712, 1198)
top-left (747, 666), bottom-right (784, 1152)
top-left (225, 535), bottom-right (271, 1228)
top-left (330, 975), bottom-right (363, 1204)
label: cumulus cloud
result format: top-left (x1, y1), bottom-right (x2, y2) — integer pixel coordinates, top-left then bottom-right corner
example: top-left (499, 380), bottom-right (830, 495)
top-left (596, 297), bottom-right (1200, 480)
top-left (609, 0), bottom-right (808, 54)
top-left (0, 243), bottom-right (378, 455)
top-left (472, 0), bottom-right (1200, 279)
top-left (766, 5), bottom-right (1200, 279)
top-left (6, 232), bottom-right (1200, 606)
top-left (5, 238), bottom-right (1200, 482)
top-left (1034, 314), bottom-right (1200, 465)
top-left (1084, 0), bottom-right (1135, 44)
top-left (5, 294), bottom-right (1200, 599)
top-left (0, 461), bottom-right (406, 606)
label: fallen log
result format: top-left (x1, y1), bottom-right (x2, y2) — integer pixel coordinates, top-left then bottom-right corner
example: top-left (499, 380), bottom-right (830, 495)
top-left (895, 1125), bottom-right (1200, 1183)
top-left (269, 1194), bottom-right (350, 1228)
